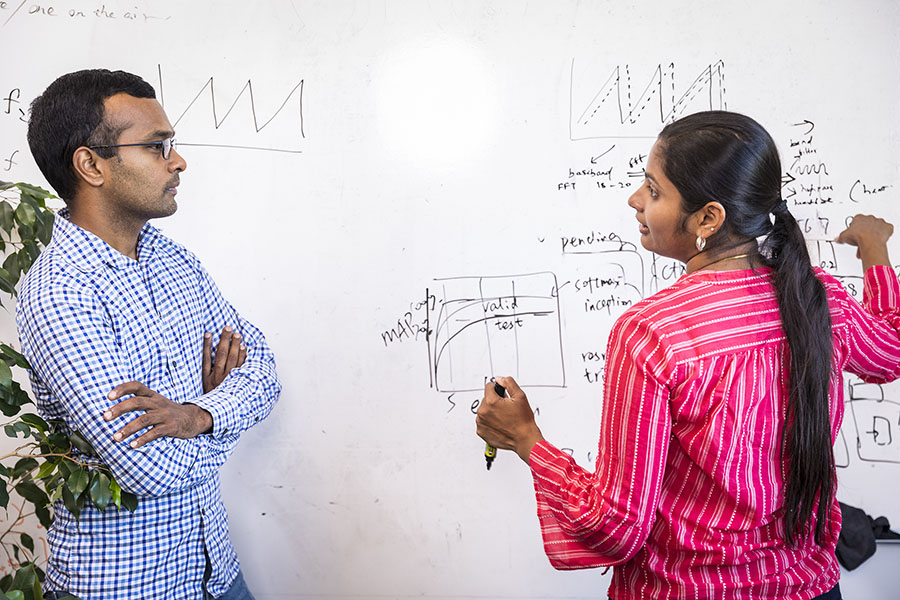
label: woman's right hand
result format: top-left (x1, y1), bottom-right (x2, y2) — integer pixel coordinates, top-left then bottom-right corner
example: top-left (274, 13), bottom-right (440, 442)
top-left (835, 214), bottom-right (894, 271)
top-left (476, 376), bottom-right (545, 464)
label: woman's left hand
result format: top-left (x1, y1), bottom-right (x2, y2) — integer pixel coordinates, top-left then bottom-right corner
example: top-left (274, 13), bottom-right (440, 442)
top-left (476, 376), bottom-right (545, 464)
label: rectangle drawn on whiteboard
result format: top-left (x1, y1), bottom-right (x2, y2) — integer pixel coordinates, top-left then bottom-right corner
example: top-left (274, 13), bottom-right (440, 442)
top-left (846, 381), bottom-right (900, 464)
top-left (432, 273), bottom-right (565, 392)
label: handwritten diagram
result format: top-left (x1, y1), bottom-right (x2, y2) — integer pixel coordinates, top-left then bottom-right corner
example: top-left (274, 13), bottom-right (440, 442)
top-left (156, 64), bottom-right (305, 154)
top-left (843, 381), bottom-right (900, 465)
top-left (430, 273), bottom-right (566, 393)
top-left (570, 60), bottom-right (727, 140)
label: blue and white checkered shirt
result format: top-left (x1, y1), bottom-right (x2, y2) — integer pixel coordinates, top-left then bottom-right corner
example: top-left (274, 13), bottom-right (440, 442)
top-left (16, 211), bottom-right (281, 599)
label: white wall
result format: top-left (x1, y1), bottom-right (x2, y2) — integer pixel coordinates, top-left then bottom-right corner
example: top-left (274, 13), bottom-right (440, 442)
top-left (1, 1), bottom-right (899, 597)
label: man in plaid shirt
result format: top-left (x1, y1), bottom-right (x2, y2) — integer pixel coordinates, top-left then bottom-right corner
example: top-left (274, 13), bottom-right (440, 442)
top-left (16, 69), bottom-right (281, 599)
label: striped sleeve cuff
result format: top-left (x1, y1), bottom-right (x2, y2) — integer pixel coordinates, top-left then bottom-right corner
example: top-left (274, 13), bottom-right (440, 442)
top-left (863, 265), bottom-right (900, 314)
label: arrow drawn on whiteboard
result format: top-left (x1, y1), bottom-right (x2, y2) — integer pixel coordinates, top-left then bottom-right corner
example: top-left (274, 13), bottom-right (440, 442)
top-left (590, 145), bottom-right (616, 164)
top-left (792, 120), bottom-right (815, 135)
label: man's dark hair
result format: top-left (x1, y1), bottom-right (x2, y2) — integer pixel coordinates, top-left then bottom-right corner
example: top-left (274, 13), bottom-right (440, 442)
top-left (27, 69), bottom-right (156, 201)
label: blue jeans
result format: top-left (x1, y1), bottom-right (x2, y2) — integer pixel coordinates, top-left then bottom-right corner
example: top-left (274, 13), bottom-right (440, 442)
top-left (45, 572), bottom-right (254, 600)
top-left (206, 569), bottom-right (255, 600)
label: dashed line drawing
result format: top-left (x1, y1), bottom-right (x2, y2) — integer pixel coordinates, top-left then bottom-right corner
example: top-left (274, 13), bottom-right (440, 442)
top-left (430, 272), bottom-right (566, 393)
top-left (569, 60), bottom-right (727, 140)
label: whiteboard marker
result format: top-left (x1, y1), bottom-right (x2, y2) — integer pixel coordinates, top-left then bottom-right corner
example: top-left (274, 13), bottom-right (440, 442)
top-left (485, 380), bottom-right (506, 470)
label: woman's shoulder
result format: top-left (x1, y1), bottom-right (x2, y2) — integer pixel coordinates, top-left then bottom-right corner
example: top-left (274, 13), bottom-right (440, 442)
top-left (620, 268), bottom-right (775, 322)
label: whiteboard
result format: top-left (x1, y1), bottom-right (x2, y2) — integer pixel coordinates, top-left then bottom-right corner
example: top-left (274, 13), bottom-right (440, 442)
top-left (1, 1), bottom-right (899, 598)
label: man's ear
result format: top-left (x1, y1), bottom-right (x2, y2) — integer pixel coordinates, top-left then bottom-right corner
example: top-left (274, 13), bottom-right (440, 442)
top-left (72, 147), bottom-right (106, 189)
top-left (693, 201), bottom-right (727, 236)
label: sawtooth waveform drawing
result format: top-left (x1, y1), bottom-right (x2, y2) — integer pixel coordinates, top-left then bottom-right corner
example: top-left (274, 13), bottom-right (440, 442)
top-left (156, 64), bottom-right (305, 154)
top-left (570, 60), bottom-right (726, 140)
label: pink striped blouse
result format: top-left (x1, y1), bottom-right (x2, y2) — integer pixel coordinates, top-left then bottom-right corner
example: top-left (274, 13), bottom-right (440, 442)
top-left (530, 265), bottom-right (900, 599)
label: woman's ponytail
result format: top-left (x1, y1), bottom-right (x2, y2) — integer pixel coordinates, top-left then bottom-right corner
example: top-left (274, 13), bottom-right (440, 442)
top-left (658, 112), bottom-right (836, 546)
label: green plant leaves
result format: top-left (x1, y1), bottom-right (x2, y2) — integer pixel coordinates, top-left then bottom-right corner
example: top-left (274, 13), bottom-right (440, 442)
top-left (68, 430), bottom-right (95, 455)
top-left (66, 469), bottom-right (89, 497)
top-left (0, 361), bottom-right (11, 389)
top-left (88, 472), bottom-right (112, 511)
top-left (12, 204), bottom-right (34, 229)
top-left (18, 414), bottom-right (47, 434)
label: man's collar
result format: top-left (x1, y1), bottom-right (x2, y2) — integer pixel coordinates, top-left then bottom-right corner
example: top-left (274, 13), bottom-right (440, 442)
top-left (52, 208), bottom-right (161, 271)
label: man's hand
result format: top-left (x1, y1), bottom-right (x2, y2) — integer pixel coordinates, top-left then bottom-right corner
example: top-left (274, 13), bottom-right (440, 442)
top-left (104, 382), bottom-right (213, 448)
top-left (202, 326), bottom-right (246, 393)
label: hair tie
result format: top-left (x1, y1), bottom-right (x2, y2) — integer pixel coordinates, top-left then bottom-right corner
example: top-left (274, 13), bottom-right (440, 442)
top-left (772, 200), bottom-right (789, 215)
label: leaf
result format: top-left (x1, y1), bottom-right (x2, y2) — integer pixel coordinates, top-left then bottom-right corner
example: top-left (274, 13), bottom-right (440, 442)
top-left (14, 202), bottom-right (35, 228)
top-left (0, 480), bottom-right (8, 509)
top-left (38, 213), bottom-right (54, 246)
top-left (50, 482), bottom-right (64, 503)
top-left (0, 345), bottom-right (29, 370)
top-left (12, 458), bottom-right (38, 479)
top-left (15, 249), bottom-right (32, 273)
top-left (0, 201), bottom-right (13, 234)
top-left (109, 478), bottom-right (122, 509)
top-left (66, 469), bottom-right (89, 496)
top-left (16, 182), bottom-right (55, 200)
top-left (8, 564), bottom-right (36, 600)
top-left (0, 360), bottom-right (11, 389)
top-left (3, 424), bottom-right (15, 438)
top-left (13, 421), bottom-right (30, 438)
top-left (61, 485), bottom-right (81, 520)
top-left (121, 491), bottom-right (139, 513)
top-left (19, 533), bottom-right (33, 553)
top-left (89, 471), bottom-right (112, 511)
top-left (19, 413), bottom-right (47, 433)
top-left (23, 241), bottom-right (40, 264)
top-left (69, 430), bottom-right (95, 455)
top-left (2, 253), bottom-right (18, 285)
top-left (35, 459), bottom-right (57, 480)
top-left (0, 180), bottom-right (13, 191)
top-left (34, 501), bottom-right (52, 530)
top-left (3, 590), bottom-right (21, 600)
top-left (15, 480), bottom-right (49, 507)
top-left (47, 433), bottom-right (70, 453)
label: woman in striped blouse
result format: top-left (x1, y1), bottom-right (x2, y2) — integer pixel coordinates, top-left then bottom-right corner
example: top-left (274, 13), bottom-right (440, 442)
top-left (476, 111), bottom-right (899, 600)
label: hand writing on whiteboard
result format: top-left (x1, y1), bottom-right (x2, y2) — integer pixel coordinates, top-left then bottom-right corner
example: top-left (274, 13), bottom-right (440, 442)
top-left (476, 376), bottom-right (545, 464)
top-left (835, 214), bottom-right (894, 272)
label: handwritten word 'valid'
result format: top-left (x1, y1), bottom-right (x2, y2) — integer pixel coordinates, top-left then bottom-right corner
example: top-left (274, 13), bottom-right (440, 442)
top-left (0, 2), bottom-right (168, 22)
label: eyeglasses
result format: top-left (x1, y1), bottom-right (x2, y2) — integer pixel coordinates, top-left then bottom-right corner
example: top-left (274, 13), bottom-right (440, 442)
top-left (88, 137), bottom-right (177, 160)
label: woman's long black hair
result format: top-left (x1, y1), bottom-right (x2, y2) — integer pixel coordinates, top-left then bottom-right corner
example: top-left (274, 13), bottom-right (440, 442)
top-left (657, 111), bottom-right (835, 546)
